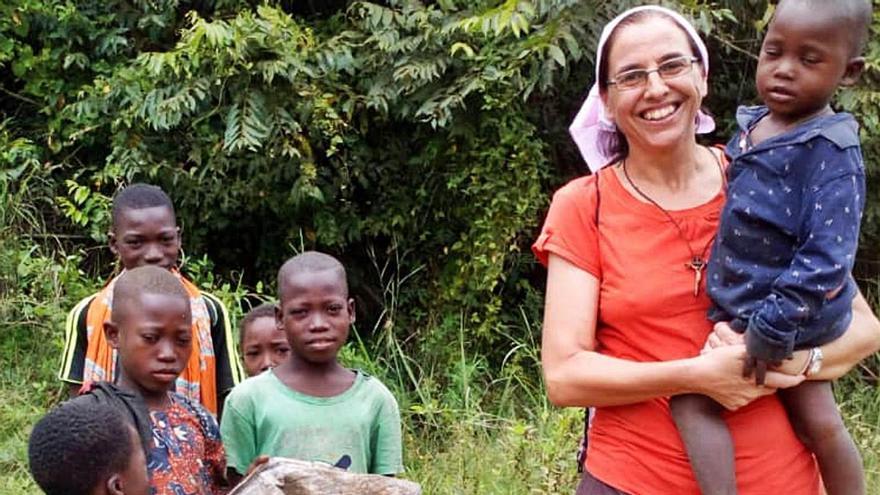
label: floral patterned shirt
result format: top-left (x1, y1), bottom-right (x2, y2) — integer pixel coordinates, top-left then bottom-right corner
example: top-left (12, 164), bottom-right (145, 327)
top-left (147, 392), bottom-right (227, 495)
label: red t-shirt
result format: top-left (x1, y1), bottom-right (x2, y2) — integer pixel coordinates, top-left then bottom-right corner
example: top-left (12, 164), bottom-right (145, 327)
top-left (533, 167), bottom-right (820, 495)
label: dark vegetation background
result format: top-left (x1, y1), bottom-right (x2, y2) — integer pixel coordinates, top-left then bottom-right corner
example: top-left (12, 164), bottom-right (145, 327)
top-left (1, 0), bottom-right (878, 492)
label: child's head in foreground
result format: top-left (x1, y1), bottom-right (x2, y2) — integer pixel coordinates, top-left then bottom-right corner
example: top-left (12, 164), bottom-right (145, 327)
top-left (105, 265), bottom-right (192, 404)
top-left (28, 400), bottom-right (149, 495)
top-left (276, 251), bottom-right (355, 366)
top-left (240, 302), bottom-right (291, 376)
top-left (109, 183), bottom-right (180, 271)
top-left (758, 0), bottom-right (872, 122)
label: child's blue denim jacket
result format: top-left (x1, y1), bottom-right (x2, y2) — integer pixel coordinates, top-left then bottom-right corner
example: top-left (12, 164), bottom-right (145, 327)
top-left (707, 105), bottom-right (865, 362)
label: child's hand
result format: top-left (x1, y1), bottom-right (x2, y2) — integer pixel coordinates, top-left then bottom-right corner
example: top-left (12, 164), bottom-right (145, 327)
top-left (742, 331), bottom-right (782, 385)
top-left (701, 321), bottom-right (744, 353)
top-left (742, 356), bottom-right (771, 385)
top-left (245, 455), bottom-right (270, 476)
top-left (693, 345), bottom-right (801, 410)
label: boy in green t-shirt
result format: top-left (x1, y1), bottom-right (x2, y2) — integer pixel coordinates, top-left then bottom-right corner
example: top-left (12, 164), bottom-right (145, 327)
top-left (220, 251), bottom-right (403, 483)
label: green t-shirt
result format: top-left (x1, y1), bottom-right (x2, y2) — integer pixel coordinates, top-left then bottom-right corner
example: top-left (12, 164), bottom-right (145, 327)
top-left (220, 369), bottom-right (403, 475)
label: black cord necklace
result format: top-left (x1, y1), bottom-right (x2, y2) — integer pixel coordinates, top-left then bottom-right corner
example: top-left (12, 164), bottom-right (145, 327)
top-left (621, 158), bottom-right (718, 296)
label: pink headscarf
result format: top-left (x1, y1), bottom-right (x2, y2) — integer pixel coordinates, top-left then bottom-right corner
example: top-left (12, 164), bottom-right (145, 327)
top-left (569, 5), bottom-right (716, 172)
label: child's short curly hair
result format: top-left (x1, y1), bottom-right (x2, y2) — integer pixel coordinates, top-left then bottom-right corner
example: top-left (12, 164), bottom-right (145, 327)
top-left (240, 302), bottom-right (278, 347)
top-left (775, 0), bottom-right (872, 55)
top-left (28, 399), bottom-right (136, 495)
top-left (111, 183), bottom-right (176, 227)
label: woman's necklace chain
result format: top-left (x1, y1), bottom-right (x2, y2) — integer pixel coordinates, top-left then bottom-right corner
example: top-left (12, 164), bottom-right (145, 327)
top-left (621, 160), bottom-right (715, 296)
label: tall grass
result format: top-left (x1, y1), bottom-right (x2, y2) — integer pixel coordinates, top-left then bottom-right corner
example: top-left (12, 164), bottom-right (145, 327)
top-left (0, 244), bottom-right (71, 493)
top-left (847, 281), bottom-right (880, 489)
top-left (838, 353), bottom-right (880, 488)
top-left (339, 248), bottom-right (582, 493)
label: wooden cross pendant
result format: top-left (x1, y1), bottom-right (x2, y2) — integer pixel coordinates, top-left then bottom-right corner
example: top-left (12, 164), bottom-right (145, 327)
top-left (687, 257), bottom-right (707, 296)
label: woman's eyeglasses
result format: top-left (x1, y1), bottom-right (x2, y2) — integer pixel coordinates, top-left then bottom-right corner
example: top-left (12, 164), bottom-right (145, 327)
top-left (607, 56), bottom-right (700, 91)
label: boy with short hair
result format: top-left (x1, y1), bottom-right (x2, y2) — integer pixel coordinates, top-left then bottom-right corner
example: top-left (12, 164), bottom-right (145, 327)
top-left (240, 302), bottom-right (291, 377)
top-left (220, 251), bottom-right (403, 483)
top-left (28, 399), bottom-right (149, 495)
top-left (106, 265), bottom-right (227, 494)
top-left (58, 183), bottom-right (243, 415)
top-left (673, 1), bottom-right (872, 494)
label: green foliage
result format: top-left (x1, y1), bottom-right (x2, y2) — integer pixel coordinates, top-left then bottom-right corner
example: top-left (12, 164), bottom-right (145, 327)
top-left (47, 1), bottom-right (627, 362)
top-left (55, 179), bottom-right (110, 241)
top-left (839, 1), bottom-right (880, 257)
top-left (0, 122), bottom-right (44, 232)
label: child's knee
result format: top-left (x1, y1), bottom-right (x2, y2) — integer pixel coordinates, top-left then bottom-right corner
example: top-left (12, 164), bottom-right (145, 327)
top-left (790, 407), bottom-right (847, 450)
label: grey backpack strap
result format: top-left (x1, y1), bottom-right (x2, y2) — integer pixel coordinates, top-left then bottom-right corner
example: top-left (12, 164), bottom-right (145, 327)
top-left (577, 172), bottom-right (601, 473)
top-left (80, 382), bottom-right (152, 459)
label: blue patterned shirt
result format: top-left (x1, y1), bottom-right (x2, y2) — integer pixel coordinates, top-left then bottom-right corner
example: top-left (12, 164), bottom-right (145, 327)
top-left (147, 392), bottom-right (227, 495)
top-left (707, 106), bottom-right (865, 361)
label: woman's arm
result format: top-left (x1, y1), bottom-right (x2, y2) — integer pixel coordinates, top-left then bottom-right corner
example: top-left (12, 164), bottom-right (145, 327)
top-left (766, 290), bottom-right (880, 380)
top-left (541, 254), bottom-right (802, 409)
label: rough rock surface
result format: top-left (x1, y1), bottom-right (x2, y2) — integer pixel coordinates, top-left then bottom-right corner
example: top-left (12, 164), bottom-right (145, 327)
top-left (229, 458), bottom-right (422, 495)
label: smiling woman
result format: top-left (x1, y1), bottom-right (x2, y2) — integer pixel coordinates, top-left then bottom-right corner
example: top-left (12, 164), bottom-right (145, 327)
top-left (597, 14), bottom-right (710, 189)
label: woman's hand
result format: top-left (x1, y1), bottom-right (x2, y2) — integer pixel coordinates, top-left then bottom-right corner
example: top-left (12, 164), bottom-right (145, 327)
top-left (702, 321), bottom-right (744, 351)
top-left (692, 345), bottom-right (805, 410)
top-left (704, 322), bottom-right (786, 385)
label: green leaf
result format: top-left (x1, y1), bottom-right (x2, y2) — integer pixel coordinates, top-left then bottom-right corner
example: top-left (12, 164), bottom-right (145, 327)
top-left (203, 20), bottom-right (231, 47)
top-left (547, 45), bottom-right (566, 67)
top-left (73, 186), bottom-right (88, 204)
top-left (450, 42), bottom-right (475, 58)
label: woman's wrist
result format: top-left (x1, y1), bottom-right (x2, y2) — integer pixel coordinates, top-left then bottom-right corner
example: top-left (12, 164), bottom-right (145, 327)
top-left (683, 352), bottom-right (718, 396)
top-left (658, 355), bottom-right (724, 398)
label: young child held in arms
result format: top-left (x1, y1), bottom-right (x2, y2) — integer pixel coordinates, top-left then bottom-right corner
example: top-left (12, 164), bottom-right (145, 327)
top-left (221, 251), bottom-right (403, 483)
top-left (672, 1), bottom-right (872, 494)
top-left (240, 302), bottom-right (291, 377)
top-left (28, 399), bottom-right (150, 495)
top-left (105, 265), bottom-right (228, 494)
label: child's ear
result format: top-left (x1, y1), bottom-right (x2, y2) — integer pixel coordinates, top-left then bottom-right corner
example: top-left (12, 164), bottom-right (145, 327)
top-left (841, 57), bottom-right (866, 87)
top-left (347, 298), bottom-right (356, 325)
top-left (105, 321), bottom-right (121, 349)
top-left (108, 230), bottom-right (119, 257)
top-left (106, 474), bottom-right (124, 495)
top-left (274, 304), bottom-right (283, 330)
